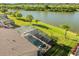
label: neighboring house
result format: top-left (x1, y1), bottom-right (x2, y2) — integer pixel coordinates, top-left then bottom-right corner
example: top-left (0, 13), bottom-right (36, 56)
top-left (0, 28), bottom-right (38, 56)
top-left (71, 43), bottom-right (79, 56)
top-left (73, 43), bottom-right (79, 56)
top-left (0, 20), bottom-right (4, 27)
top-left (0, 14), bottom-right (15, 28)
top-left (75, 46), bottom-right (79, 56)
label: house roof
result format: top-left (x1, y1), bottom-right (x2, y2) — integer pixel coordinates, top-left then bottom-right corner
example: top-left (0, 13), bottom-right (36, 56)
top-left (0, 28), bottom-right (38, 56)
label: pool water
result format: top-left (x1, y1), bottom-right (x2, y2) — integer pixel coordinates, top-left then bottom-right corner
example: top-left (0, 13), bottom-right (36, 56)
top-left (24, 35), bottom-right (46, 48)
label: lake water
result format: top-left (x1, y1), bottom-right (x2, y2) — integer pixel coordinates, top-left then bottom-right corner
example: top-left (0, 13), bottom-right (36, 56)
top-left (8, 10), bottom-right (79, 33)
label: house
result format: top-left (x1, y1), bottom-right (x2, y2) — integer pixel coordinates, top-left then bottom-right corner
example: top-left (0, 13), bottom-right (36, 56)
top-left (0, 14), bottom-right (15, 28)
top-left (71, 43), bottom-right (79, 56)
top-left (75, 46), bottom-right (79, 56)
top-left (0, 28), bottom-right (38, 56)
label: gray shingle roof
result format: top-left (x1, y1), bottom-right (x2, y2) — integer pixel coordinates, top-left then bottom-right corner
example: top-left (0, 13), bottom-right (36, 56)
top-left (0, 28), bottom-right (38, 56)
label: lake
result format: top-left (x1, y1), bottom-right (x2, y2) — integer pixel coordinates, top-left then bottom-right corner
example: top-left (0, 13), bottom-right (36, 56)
top-left (8, 9), bottom-right (79, 33)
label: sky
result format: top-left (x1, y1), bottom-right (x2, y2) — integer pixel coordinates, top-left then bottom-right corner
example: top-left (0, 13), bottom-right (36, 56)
top-left (0, 0), bottom-right (79, 3)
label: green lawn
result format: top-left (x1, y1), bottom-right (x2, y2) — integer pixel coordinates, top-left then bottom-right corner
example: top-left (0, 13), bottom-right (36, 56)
top-left (0, 11), bottom-right (4, 14)
top-left (8, 15), bottom-right (79, 56)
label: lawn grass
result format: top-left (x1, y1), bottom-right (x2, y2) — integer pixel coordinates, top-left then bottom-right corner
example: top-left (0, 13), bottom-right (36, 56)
top-left (8, 15), bottom-right (79, 56)
top-left (0, 11), bottom-right (4, 14)
top-left (45, 44), bottom-right (71, 56)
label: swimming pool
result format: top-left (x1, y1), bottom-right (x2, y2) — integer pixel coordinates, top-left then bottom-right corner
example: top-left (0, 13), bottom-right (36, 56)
top-left (24, 35), bottom-right (46, 48)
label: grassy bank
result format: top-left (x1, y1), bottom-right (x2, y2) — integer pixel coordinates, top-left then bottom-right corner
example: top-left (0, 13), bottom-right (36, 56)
top-left (8, 15), bottom-right (79, 55)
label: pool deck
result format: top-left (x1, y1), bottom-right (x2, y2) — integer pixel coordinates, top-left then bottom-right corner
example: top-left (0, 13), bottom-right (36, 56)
top-left (32, 35), bottom-right (51, 52)
top-left (23, 33), bottom-right (51, 53)
top-left (15, 26), bottom-right (51, 52)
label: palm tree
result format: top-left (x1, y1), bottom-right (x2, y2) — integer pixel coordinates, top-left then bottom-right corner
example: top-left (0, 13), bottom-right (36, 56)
top-left (60, 24), bottom-right (70, 39)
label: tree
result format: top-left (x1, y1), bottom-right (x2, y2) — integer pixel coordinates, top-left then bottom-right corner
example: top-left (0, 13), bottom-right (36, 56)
top-left (60, 24), bottom-right (70, 39)
top-left (16, 12), bottom-right (22, 17)
top-left (35, 20), bottom-right (40, 24)
top-left (76, 33), bottom-right (79, 42)
top-left (44, 5), bottom-right (50, 11)
top-left (26, 15), bottom-right (33, 23)
top-left (1, 8), bottom-right (7, 13)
